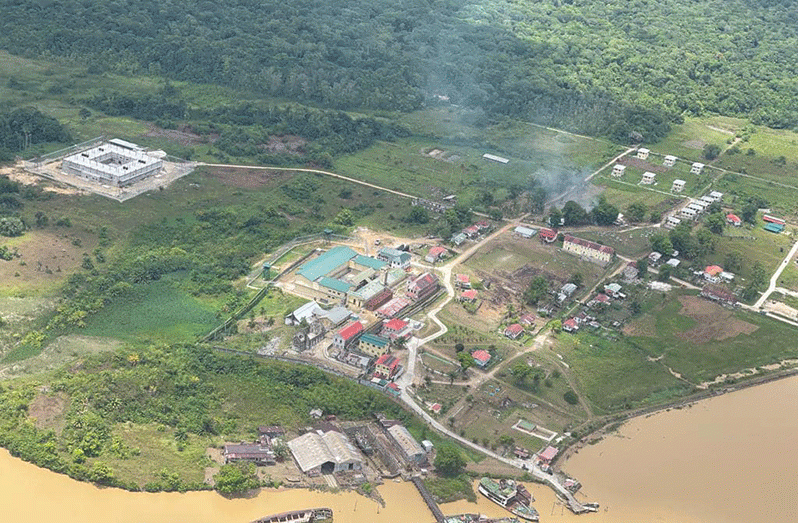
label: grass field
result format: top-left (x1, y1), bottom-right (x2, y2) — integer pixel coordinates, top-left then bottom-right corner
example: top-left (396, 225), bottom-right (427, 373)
top-left (592, 177), bottom-right (685, 215)
top-left (577, 227), bottom-right (662, 259)
top-left (80, 274), bottom-right (219, 342)
top-left (621, 291), bottom-right (798, 384)
top-left (703, 224), bottom-right (793, 281)
top-left (554, 332), bottom-right (687, 413)
top-left (648, 116), bottom-right (744, 161)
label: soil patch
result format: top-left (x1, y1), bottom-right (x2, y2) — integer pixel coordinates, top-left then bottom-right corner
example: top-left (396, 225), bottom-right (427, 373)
top-left (676, 295), bottom-right (758, 342)
top-left (618, 157), bottom-right (669, 173)
top-left (682, 139), bottom-right (706, 150)
top-left (204, 166), bottom-right (293, 189)
top-left (28, 391), bottom-right (68, 431)
top-left (143, 124), bottom-right (208, 147)
top-left (261, 135), bottom-right (307, 155)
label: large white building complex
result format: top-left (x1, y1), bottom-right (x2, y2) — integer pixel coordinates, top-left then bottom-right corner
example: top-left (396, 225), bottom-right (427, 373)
top-left (61, 139), bottom-right (163, 187)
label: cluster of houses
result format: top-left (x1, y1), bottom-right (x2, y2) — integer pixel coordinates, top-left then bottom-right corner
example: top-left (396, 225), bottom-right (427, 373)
top-left (611, 148), bottom-right (707, 195)
top-left (503, 313), bottom-right (537, 341)
top-left (451, 220), bottom-right (491, 246)
top-left (665, 190), bottom-right (724, 227)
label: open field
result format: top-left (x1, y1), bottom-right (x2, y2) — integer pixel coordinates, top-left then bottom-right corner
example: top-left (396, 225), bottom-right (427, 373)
top-left (647, 116), bottom-right (744, 161)
top-left (620, 291), bottom-right (798, 384)
top-left (465, 231), bottom-right (609, 303)
top-left (591, 177), bottom-right (685, 215)
top-left (713, 171), bottom-right (798, 219)
top-left (704, 224), bottom-right (794, 281)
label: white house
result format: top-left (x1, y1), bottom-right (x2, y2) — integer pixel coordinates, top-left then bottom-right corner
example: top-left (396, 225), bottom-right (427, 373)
top-left (691, 162), bottom-right (705, 175)
top-left (641, 171), bottom-right (656, 185)
top-left (637, 148), bottom-right (650, 160)
top-left (612, 164), bottom-right (626, 177)
top-left (672, 179), bottom-right (686, 192)
top-left (680, 207), bottom-right (697, 220)
top-left (663, 155), bottom-right (677, 167)
top-left (709, 191), bottom-right (724, 201)
top-left (665, 216), bottom-right (682, 229)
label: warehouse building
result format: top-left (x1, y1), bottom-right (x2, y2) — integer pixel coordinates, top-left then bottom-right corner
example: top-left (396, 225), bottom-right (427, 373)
top-left (287, 430), bottom-right (363, 475)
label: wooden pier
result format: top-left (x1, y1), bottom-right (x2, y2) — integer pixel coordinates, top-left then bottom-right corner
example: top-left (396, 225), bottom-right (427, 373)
top-left (411, 477), bottom-right (445, 523)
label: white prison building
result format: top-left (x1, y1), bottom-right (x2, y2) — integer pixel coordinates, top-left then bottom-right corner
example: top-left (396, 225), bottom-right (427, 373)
top-left (641, 171), bottom-right (656, 185)
top-left (665, 216), bottom-right (682, 229)
top-left (691, 162), bottom-right (705, 175)
top-left (612, 164), bottom-right (626, 177)
top-left (672, 179), bottom-right (686, 192)
top-left (663, 155), bottom-right (677, 167)
top-left (637, 148), bottom-right (650, 160)
top-left (61, 139), bottom-right (162, 187)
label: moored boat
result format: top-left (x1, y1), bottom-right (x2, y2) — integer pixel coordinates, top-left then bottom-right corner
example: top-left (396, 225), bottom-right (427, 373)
top-left (478, 478), bottom-right (539, 522)
top-left (251, 507), bottom-right (333, 523)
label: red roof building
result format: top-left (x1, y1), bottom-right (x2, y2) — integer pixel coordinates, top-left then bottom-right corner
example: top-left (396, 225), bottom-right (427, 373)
top-left (520, 313), bottom-right (536, 325)
top-left (381, 318), bottom-right (409, 340)
top-left (763, 214), bottom-right (786, 226)
top-left (460, 289), bottom-right (478, 302)
top-left (538, 446), bottom-right (559, 463)
top-left (455, 273), bottom-right (471, 288)
top-left (463, 225), bottom-right (480, 238)
top-left (594, 293), bottom-right (610, 303)
top-left (562, 318), bottom-right (578, 332)
top-left (539, 228), bottom-right (558, 243)
top-left (726, 213), bottom-right (742, 226)
top-left (471, 349), bottom-right (491, 367)
top-left (332, 321), bottom-right (364, 350)
top-left (504, 323), bottom-right (524, 339)
top-left (563, 235), bottom-right (615, 264)
top-left (407, 272), bottom-right (439, 300)
top-left (705, 265), bottom-right (723, 277)
top-left (425, 246), bottom-right (447, 263)
top-left (374, 353), bottom-right (400, 379)
top-left (376, 297), bottom-right (411, 318)
top-left (475, 220), bottom-right (490, 230)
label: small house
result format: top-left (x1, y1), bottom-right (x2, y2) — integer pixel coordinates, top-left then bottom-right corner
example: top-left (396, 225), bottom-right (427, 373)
top-left (623, 262), bottom-right (639, 280)
top-left (451, 232), bottom-right (467, 246)
top-left (537, 446), bottom-right (559, 464)
top-left (700, 195), bottom-right (715, 205)
top-left (562, 318), bottom-right (578, 333)
top-left (558, 282), bottom-right (578, 302)
top-left (604, 282), bottom-right (623, 298)
top-left (539, 228), bottom-right (558, 243)
top-left (691, 162), bottom-right (705, 175)
top-left (358, 333), bottom-right (391, 357)
top-left (456, 274), bottom-right (471, 288)
top-left (720, 271), bottom-right (735, 282)
top-left (665, 215), bottom-right (682, 229)
top-left (514, 225), bottom-right (538, 238)
top-left (680, 207), bottom-right (697, 220)
top-left (425, 246), bottom-right (447, 263)
top-left (520, 313), bottom-right (536, 326)
top-left (612, 164), bottom-right (626, 177)
top-left (471, 349), bottom-right (492, 368)
top-left (666, 258), bottom-right (681, 268)
top-left (709, 191), bottom-right (724, 202)
top-left (648, 251), bottom-right (662, 264)
top-left (406, 272), bottom-right (439, 301)
top-left (641, 171), bottom-right (656, 185)
top-left (701, 285), bottom-right (737, 306)
top-left (726, 214), bottom-right (742, 227)
top-left (663, 155), bottom-right (677, 167)
top-left (672, 179), bottom-right (686, 193)
top-left (704, 265), bottom-right (723, 283)
top-left (504, 323), bottom-right (524, 339)
top-left (460, 289), bottom-right (478, 303)
top-left (463, 225), bottom-right (480, 239)
top-left (637, 148), bottom-right (650, 160)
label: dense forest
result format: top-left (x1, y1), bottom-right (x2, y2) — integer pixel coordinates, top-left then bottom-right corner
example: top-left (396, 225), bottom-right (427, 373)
top-left (1, 0), bottom-right (796, 142)
top-left (0, 107), bottom-right (70, 160)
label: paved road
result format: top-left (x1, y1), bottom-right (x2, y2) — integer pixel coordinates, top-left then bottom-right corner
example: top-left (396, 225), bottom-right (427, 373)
top-left (755, 239), bottom-right (798, 308)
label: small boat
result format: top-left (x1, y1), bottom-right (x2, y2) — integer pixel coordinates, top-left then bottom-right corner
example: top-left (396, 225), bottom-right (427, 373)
top-left (251, 507), bottom-right (333, 523)
top-left (443, 515), bottom-right (521, 523)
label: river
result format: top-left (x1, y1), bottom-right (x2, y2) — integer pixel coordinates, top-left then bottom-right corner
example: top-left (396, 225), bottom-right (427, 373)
top-left (1, 376), bottom-right (796, 523)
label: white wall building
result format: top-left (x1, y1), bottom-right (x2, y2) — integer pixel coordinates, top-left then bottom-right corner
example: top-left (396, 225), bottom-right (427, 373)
top-left (672, 179), bottom-right (686, 192)
top-left (641, 171), bottom-right (656, 185)
top-left (663, 155), bottom-right (677, 167)
top-left (61, 140), bottom-right (163, 187)
top-left (691, 162), bottom-right (705, 175)
top-left (612, 164), bottom-right (626, 177)
top-left (637, 148), bottom-right (650, 160)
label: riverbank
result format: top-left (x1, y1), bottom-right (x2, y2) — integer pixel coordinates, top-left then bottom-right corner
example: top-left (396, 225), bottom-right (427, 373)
top-left (559, 363), bottom-right (798, 465)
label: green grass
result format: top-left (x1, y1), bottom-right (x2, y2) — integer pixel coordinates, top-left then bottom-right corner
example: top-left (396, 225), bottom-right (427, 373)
top-left (649, 116), bottom-right (744, 161)
top-left (103, 423), bottom-right (214, 488)
top-left (703, 224), bottom-right (793, 281)
top-left (424, 474), bottom-right (476, 503)
top-left (623, 291), bottom-right (798, 384)
top-left (80, 274), bottom-right (218, 342)
top-left (577, 227), bottom-right (662, 259)
top-left (593, 177), bottom-right (685, 214)
top-left (555, 332), bottom-right (686, 413)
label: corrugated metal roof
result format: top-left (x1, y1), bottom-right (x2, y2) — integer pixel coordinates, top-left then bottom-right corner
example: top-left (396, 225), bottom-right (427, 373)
top-left (318, 277), bottom-right (351, 293)
top-left (298, 246), bottom-right (357, 281)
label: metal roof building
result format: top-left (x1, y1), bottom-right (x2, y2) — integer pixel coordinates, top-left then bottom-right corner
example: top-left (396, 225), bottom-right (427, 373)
top-left (387, 424), bottom-right (426, 464)
top-left (287, 430), bottom-right (363, 475)
top-left (297, 246), bottom-right (358, 282)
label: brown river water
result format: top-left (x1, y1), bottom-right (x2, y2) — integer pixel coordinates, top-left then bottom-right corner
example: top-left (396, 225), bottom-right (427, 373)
top-left (1, 376), bottom-right (796, 523)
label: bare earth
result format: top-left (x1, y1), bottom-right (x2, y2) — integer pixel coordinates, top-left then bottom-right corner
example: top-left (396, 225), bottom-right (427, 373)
top-left (676, 295), bottom-right (758, 342)
top-left (204, 166), bottom-right (293, 189)
top-left (28, 391), bottom-right (68, 432)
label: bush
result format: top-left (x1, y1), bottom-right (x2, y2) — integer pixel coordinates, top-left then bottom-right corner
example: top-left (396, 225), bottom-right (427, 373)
top-left (563, 390), bottom-right (579, 405)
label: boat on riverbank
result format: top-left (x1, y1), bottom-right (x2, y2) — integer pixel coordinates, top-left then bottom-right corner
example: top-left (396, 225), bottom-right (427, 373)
top-left (251, 507), bottom-right (333, 523)
top-left (443, 514), bottom-right (521, 523)
top-left (477, 478), bottom-right (539, 522)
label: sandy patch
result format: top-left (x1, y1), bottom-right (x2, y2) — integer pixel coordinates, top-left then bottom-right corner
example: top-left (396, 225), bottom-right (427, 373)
top-left (623, 315), bottom-right (657, 337)
top-left (143, 124), bottom-right (208, 147)
top-left (1, 164), bottom-right (81, 195)
top-left (28, 391), bottom-right (68, 431)
top-left (676, 295), bottom-right (758, 342)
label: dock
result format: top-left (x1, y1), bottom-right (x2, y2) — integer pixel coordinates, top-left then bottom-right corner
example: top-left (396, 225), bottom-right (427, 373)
top-left (411, 476), bottom-right (445, 523)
